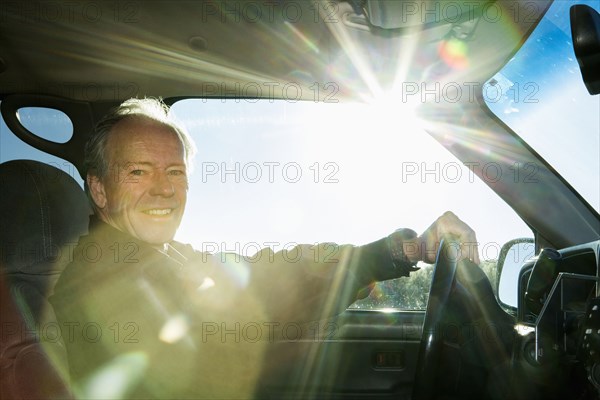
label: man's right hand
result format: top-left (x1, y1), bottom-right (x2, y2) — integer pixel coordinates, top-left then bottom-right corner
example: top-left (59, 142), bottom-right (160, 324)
top-left (403, 211), bottom-right (480, 265)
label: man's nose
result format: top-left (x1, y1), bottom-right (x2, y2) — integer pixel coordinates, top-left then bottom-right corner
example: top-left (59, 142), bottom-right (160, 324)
top-left (149, 171), bottom-right (175, 197)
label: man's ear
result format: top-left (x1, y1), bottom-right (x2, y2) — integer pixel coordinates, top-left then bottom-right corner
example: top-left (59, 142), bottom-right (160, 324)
top-left (87, 174), bottom-right (107, 209)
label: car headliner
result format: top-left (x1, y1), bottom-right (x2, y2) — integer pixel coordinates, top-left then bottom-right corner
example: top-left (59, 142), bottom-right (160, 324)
top-left (1, 0), bottom-right (599, 248)
top-left (0, 1), bottom-right (542, 101)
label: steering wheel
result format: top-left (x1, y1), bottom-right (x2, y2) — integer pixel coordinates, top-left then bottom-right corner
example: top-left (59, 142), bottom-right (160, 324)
top-left (412, 239), bottom-right (459, 400)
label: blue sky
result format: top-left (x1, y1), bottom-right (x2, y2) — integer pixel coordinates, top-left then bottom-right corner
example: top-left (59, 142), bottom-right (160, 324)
top-left (486, 0), bottom-right (600, 214)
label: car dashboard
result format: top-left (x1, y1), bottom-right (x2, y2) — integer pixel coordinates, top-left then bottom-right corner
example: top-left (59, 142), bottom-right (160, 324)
top-left (514, 240), bottom-right (600, 399)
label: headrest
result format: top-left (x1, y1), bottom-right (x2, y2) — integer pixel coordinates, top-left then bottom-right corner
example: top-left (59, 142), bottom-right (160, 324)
top-left (0, 160), bottom-right (91, 275)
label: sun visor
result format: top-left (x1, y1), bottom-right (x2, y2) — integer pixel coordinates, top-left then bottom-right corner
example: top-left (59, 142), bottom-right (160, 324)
top-left (364, 0), bottom-right (493, 29)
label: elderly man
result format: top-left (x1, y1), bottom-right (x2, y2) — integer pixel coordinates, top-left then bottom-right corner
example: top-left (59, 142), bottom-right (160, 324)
top-left (50, 98), bottom-right (479, 398)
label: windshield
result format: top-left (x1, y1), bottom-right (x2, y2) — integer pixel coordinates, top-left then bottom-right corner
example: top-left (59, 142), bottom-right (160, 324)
top-left (169, 98), bottom-right (533, 309)
top-left (484, 0), bottom-right (600, 213)
top-left (170, 99), bottom-right (532, 251)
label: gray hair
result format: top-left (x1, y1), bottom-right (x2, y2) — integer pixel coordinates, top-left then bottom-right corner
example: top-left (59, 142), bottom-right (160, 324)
top-left (83, 98), bottom-right (196, 202)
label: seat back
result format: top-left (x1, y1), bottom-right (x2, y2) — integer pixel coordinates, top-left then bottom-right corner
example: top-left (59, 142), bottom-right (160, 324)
top-left (0, 160), bottom-right (91, 399)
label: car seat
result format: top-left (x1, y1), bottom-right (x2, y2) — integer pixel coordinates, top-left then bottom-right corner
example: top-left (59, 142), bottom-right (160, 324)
top-left (0, 159), bottom-right (91, 399)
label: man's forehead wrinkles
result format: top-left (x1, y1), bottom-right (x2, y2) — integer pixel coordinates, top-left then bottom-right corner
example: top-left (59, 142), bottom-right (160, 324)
top-left (110, 141), bottom-right (185, 167)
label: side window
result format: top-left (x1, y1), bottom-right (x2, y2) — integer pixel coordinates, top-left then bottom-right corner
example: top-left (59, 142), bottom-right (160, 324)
top-left (351, 268), bottom-right (434, 311)
top-left (0, 104), bottom-right (83, 187)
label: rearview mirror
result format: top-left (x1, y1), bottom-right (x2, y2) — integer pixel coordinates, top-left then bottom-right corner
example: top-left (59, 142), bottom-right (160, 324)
top-left (497, 238), bottom-right (535, 308)
top-left (571, 4), bottom-right (600, 95)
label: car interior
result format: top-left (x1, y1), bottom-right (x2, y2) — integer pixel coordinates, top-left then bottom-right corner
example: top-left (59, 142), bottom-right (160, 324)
top-left (1, 1), bottom-right (599, 399)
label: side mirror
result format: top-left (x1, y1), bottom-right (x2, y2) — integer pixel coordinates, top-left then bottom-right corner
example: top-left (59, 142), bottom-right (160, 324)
top-left (497, 238), bottom-right (535, 308)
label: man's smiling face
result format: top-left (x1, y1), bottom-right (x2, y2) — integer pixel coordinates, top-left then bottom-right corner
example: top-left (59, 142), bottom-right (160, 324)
top-left (88, 116), bottom-right (188, 246)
